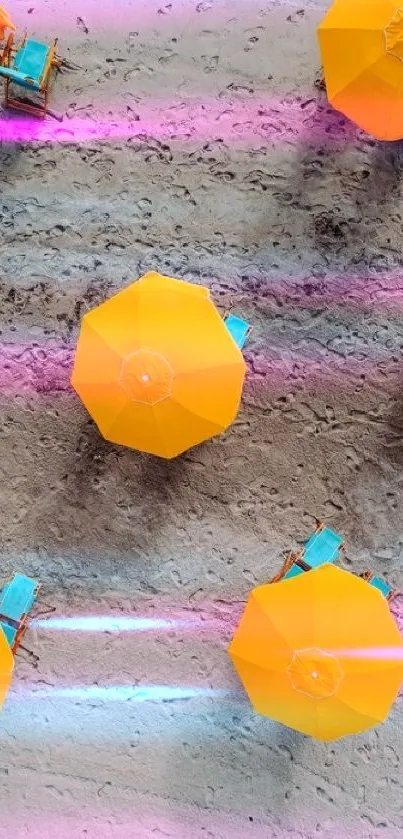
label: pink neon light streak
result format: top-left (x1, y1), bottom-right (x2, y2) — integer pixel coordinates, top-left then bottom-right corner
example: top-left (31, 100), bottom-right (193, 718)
top-left (0, 96), bottom-right (356, 146)
top-left (0, 342), bottom-right (400, 396)
top-left (0, 810), bottom-right (299, 839)
top-left (0, 340), bottom-right (401, 396)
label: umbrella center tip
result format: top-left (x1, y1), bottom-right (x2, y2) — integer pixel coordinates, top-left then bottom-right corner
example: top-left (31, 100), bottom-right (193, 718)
top-left (287, 647), bottom-right (343, 699)
top-left (119, 349), bottom-right (173, 405)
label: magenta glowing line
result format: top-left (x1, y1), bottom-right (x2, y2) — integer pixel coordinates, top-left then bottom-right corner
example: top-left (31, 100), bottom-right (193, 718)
top-left (12, 0), bottom-right (309, 33)
top-left (0, 343), bottom-right (73, 394)
top-left (31, 616), bottom-right (189, 631)
top-left (0, 811), bottom-right (282, 839)
top-left (332, 647), bottom-right (403, 661)
top-left (9, 684), bottom-right (233, 703)
top-left (0, 97), bottom-right (356, 146)
top-left (31, 615), bottom-right (224, 632)
top-left (0, 341), bottom-right (401, 396)
top-left (253, 276), bottom-right (403, 312)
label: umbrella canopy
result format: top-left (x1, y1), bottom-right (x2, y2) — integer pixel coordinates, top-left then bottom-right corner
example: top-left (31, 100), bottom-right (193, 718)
top-left (0, 625), bottom-right (14, 712)
top-left (318, 0), bottom-right (403, 140)
top-left (229, 564), bottom-right (403, 741)
top-left (0, 4), bottom-right (15, 40)
top-left (71, 272), bottom-right (246, 458)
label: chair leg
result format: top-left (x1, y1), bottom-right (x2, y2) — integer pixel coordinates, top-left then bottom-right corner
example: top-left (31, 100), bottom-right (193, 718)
top-left (11, 623), bottom-right (26, 654)
top-left (271, 552), bottom-right (298, 583)
top-left (2, 38), bottom-right (61, 119)
top-left (15, 643), bottom-right (39, 664)
top-left (314, 69), bottom-right (326, 91)
top-left (297, 557), bottom-right (311, 572)
top-left (4, 94), bottom-right (47, 118)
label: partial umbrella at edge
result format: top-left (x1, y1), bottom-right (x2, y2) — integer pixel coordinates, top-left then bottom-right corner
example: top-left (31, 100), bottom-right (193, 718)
top-left (318, 0), bottom-right (403, 140)
top-left (0, 625), bottom-right (14, 712)
top-left (229, 564), bottom-right (403, 740)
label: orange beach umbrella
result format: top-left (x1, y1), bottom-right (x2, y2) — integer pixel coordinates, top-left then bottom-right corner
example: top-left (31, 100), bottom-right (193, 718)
top-left (318, 0), bottom-right (403, 140)
top-left (0, 5), bottom-right (15, 40)
top-left (0, 626), bottom-right (14, 712)
top-left (71, 272), bottom-right (246, 458)
top-left (229, 564), bottom-right (403, 740)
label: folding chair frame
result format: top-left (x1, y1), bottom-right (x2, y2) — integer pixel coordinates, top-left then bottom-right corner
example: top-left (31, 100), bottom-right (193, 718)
top-left (270, 522), bottom-right (345, 583)
top-left (360, 570), bottom-right (399, 603)
top-left (270, 551), bottom-right (302, 584)
top-left (0, 575), bottom-right (41, 654)
top-left (0, 31), bottom-right (62, 117)
top-left (271, 526), bottom-right (400, 607)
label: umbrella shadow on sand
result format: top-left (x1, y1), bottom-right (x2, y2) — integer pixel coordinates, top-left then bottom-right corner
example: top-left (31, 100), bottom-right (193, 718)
top-left (134, 445), bottom-right (193, 507)
top-left (154, 692), bottom-right (308, 825)
top-left (354, 138), bottom-right (403, 241)
top-left (156, 677), bottom-right (352, 831)
top-left (380, 375), bottom-right (403, 471)
top-left (72, 414), bottom-right (190, 490)
top-left (289, 87), bottom-right (403, 268)
top-left (0, 135), bottom-right (22, 176)
top-left (68, 412), bottom-right (197, 544)
top-left (72, 416), bottom-right (120, 489)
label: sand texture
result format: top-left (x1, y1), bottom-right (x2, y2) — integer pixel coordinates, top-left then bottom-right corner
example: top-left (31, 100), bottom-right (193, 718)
top-left (1, 0), bottom-right (403, 837)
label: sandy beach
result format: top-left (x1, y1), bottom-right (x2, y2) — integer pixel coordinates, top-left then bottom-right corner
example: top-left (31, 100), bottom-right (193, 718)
top-left (1, 0), bottom-right (403, 836)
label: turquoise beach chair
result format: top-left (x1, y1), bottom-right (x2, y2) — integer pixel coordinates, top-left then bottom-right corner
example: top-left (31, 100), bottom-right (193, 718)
top-left (272, 524), bottom-right (400, 606)
top-left (0, 573), bottom-right (40, 652)
top-left (272, 523), bottom-right (344, 583)
top-left (0, 31), bottom-right (61, 117)
top-left (224, 313), bottom-right (252, 350)
top-left (302, 526), bottom-right (343, 570)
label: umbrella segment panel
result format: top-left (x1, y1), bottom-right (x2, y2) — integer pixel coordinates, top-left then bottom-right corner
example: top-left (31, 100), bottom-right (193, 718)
top-left (317, 0), bottom-right (403, 141)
